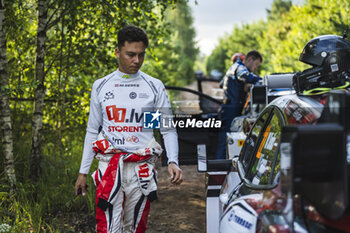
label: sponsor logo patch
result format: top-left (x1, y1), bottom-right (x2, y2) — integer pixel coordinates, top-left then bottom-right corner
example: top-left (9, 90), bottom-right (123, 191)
top-left (115, 83), bottom-right (140, 87)
top-left (108, 126), bottom-right (143, 132)
top-left (103, 91), bottom-right (114, 102)
top-left (106, 106), bottom-right (143, 123)
top-left (127, 135), bottom-right (139, 143)
top-left (111, 137), bottom-right (125, 145)
top-left (137, 163), bottom-right (153, 191)
top-left (129, 92), bottom-right (137, 99)
top-left (138, 164), bottom-right (150, 178)
top-left (139, 93), bottom-right (150, 99)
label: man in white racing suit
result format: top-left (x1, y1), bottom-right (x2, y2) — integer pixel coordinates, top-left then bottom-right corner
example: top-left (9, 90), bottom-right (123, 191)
top-left (74, 25), bottom-right (183, 233)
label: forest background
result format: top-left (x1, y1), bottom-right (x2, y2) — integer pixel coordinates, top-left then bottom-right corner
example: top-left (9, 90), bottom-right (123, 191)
top-left (0, 0), bottom-right (349, 232)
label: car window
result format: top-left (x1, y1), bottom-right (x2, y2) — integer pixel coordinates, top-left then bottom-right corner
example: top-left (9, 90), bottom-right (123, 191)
top-left (239, 108), bottom-right (272, 174)
top-left (247, 108), bottom-right (284, 185)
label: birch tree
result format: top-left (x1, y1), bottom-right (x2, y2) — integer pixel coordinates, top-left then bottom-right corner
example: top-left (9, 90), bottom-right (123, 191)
top-left (0, 0), bottom-right (16, 187)
top-left (30, 0), bottom-right (48, 180)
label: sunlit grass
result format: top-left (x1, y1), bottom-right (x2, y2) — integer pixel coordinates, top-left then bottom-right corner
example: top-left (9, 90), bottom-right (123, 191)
top-left (0, 131), bottom-right (97, 232)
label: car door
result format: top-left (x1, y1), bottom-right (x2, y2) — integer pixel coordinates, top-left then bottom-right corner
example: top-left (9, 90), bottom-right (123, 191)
top-left (221, 106), bottom-right (285, 203)
top-left (222, 106), bottom-right (285, 203)
top-left (239, 106), bottom-right (285, 187)
top-left (219, 106), bottom-right (286, 233)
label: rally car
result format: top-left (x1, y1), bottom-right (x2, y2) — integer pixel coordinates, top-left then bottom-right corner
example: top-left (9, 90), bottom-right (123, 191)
top-left (217, 34), bottom-right (350, 233)
top-left (219, 90), bottom-right (350, 233)
top-left (165, 34), bottom-right (350, 233)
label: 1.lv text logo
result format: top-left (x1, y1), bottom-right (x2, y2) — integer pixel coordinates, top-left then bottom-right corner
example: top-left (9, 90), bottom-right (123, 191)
top-left (106, 105), bottom-right (143, 123)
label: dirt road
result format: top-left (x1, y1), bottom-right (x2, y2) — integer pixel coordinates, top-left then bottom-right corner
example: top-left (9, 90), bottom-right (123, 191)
top-left (147, 164), bottom-right (206, 233)
top-left (147, 80), bottom-right (219, 232)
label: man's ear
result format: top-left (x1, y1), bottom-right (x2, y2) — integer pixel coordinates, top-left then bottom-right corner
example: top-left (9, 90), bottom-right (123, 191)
top-left (115, 48), bottom-right (120, 59)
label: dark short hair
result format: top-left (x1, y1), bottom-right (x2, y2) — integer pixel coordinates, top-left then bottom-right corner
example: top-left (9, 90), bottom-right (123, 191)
top-left (246, 50), bottom-right (263, 62)
top-left (117, 25), bottom-right (149, 48)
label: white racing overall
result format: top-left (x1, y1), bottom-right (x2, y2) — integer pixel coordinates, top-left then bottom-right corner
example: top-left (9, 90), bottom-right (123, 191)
top-left (79, 69), bottom-right (178, 233)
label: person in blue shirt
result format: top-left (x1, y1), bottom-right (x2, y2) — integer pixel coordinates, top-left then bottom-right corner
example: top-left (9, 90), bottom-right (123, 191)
top-left (216, 50), bottom-right (262, 159)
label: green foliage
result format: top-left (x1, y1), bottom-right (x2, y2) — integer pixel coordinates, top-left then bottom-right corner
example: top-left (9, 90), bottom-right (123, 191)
top-left (205, 20), bottom-right (267, 76)
top-left (0, 137), bottom-right (98, 232)
top-left (266, 0), bottom-right (292, 21)
top-left (205, 36), bottom-right (230, 75)
top-left (143, 0), bottom-right (199, 86)
top-left (205, 0), bottom-right (350, 77)
top-left (1, 0), bottom-right (199, 231)
top-left (261, 0), bottom-right (350, 73)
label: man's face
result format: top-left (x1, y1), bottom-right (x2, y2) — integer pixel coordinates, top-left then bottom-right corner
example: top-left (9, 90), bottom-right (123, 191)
top-left (115, 41), bottom-right (146, 74)
top-left (244, 57), bottom-right (261, 72)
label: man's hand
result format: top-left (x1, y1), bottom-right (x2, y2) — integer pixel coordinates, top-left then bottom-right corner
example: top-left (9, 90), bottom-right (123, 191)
top-left (168, 163), bottom-right (183, 185)
top-left (75, 173), bottom-right (88, 196)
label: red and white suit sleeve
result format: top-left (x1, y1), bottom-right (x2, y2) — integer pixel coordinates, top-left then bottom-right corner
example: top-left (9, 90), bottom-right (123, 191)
top-left (156, 82), bottom-right (179, 165)
top-left (79, 81), bottom-right (103, 174)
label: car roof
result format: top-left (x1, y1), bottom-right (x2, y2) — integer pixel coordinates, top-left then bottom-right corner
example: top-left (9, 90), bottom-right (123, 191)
top-left (267, 94), bottom-right (325, 125)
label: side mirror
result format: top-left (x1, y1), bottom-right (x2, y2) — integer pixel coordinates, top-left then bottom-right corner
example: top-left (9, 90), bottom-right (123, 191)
top-left (251, 85), bottom-right (267, 105)
top-left (281, 123), bottom-right (348, 219)
top-left (197, 144), bottom-right (232, 172)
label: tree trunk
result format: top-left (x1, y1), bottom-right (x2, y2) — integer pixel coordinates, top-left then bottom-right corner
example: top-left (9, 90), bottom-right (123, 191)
top-left (31, 0), bottom-right (48, 181)
top-left (56, 16), bottom-right (65, 157)
top-left (0, 0), bottom-right (16, 187)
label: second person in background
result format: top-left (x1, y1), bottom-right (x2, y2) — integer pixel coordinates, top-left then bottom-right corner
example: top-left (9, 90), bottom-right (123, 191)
top-left (216, 50), bottom-right (263, 159)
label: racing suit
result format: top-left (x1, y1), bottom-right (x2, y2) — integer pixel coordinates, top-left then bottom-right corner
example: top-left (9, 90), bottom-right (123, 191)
top-left (79, 69), bottom-right (178, 233)
top-left (216, 59), bottom-right (260, 159)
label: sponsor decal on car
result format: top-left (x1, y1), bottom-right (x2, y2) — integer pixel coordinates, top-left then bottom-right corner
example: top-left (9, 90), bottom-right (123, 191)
top-left (220, 198), bottom-right (258, 233)
top-left (228, 210), bottom-right (253, 230)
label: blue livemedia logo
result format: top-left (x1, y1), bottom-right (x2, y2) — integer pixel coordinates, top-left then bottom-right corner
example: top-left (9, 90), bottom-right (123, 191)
top-left (143, 110), bottom-right (161, 129)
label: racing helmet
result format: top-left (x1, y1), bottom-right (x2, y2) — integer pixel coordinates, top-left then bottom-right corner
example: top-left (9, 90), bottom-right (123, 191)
top-left (294, 35), bottom-right (350, 94)
top-left (231, 52), bottom-right (245, 63)
top-left (299, 35), bottom-right (350, 67)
